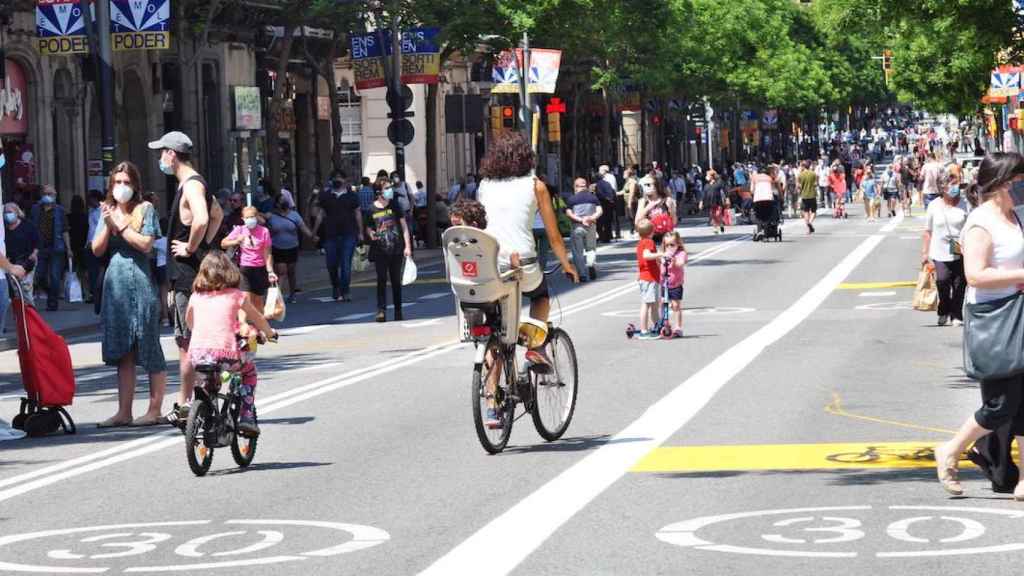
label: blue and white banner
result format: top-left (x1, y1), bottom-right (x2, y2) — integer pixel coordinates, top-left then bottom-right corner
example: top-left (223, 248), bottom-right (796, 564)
top-left (36, 0), bottom-right (89, 55)
top-left (111, 0), bottom-right (171, 51)
top-left (990, 69), bottom-right (1020, 98)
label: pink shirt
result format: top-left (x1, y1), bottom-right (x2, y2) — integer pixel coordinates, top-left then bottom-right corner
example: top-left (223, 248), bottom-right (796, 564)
top-left (226, 225), bottom-right (270, 268)
top-left (188, 289), bottom-right (245, 359)
top-left (665, 249), bottom-right (687, 289)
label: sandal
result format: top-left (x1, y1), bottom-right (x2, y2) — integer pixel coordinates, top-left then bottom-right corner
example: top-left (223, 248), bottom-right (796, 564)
top-left (97, 416), bottom-right (131, 429)
top-left (935, 444), bottom-right (964, 496)
top-left (129, 414), bottom-right (166, 427)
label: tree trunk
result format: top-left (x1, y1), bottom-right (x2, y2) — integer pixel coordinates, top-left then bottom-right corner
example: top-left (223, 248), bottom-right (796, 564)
top-left (425, 82), bottom-right (439, 248)
top-left (325, 40), bottom-right (344, 173)
top-left (601, 87), bottom-right (611, 164)
top-left (266, 24), bottom-right (296, 192)
top-left (571, 82), bottom-right (583, 180)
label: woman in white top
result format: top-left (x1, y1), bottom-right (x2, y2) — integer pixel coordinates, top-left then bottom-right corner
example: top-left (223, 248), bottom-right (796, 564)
top-left (934, 152), bottom-right (1024, 498)
top-left (478, 132), bottom-right (579, 326)
top-left (920, 163), bottom-right (969, 326)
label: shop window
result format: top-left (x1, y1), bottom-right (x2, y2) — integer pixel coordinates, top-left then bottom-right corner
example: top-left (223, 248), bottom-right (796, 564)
top-left (337, 87), bottom-right (362, 177)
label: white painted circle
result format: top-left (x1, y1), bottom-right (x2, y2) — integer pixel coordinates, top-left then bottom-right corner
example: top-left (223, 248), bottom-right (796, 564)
top-left (601, 307), bottom-right (755, 319)
top-left (855, 301), bottom-right (912, 311)
top-left (0, 519), bottom-right (389, 573)
top-left (657, 505), bottom-right (1024, 558)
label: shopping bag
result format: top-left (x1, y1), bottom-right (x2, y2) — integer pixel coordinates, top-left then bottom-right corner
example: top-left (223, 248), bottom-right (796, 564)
top-left (353, 245), bottom-right (369, 272)
top-left (402, 256), bottom-right (418, 286)
top-left (65, 270), bottom-right (83, 304)
top-left (912, 264), bottom-right (938, 311)
top-left (263, 284), bottom-right (287, 321)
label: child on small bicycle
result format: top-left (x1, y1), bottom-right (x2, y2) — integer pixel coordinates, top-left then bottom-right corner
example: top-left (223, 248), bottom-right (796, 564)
top-left (186, 251), bottom-right (277, 437)
top-left (661, 231), bottom-right (688, 338)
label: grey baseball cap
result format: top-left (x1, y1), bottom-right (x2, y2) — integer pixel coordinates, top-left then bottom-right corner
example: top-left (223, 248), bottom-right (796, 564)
top-left (148, 131), bottom-right (193, 154)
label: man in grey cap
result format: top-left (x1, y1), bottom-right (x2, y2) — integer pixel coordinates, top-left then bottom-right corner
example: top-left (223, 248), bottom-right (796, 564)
top-left (148, 131), bottom-right (223, 422)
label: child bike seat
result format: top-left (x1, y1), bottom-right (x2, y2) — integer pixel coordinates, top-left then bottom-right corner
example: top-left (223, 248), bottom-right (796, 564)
top-left (443, 226), bottom-right (519, 306)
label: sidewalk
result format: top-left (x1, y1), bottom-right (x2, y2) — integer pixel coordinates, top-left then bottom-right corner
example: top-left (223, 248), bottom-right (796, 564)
top-left (0, 246), bottom-right (444, 352)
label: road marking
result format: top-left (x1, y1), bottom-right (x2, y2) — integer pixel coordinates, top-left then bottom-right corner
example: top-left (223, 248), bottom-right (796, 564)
top-left (401, 319), bottom-right (443, 329)
top-left (836, 281), bottom-right (915, 290)
top-left (630, 441), bottom-right (946, 472)
top-left (858, 291), bottom-right (897, 297)
top-left (335, 312), bottom-right (375, 321)
top-left (276, 325), bottom-right (330, 336)
top-left (350, 278), bottom-right (448, 288)
top-left (0, 233), bottom-right (755, 505)
top-left (418, 292), bottom-right (451, 301)
top-left (418, 216), bottom-right (904, 576)
top-left (855, 301), bottom-right (912, 311)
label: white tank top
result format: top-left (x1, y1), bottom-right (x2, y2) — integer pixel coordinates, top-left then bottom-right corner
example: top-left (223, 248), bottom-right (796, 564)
top-left (962, 206), bottom-right (1024, 303)
top-left (478, 176), bottom-right (538, 263)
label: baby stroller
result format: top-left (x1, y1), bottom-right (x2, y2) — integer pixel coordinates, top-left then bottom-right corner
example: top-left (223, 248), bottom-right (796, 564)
top-left (753, 200), bottom-right (782, 242)
top-left (7, 274), bottom-right (76, 437)
top-left (833, 196), bottom-right (848, 219)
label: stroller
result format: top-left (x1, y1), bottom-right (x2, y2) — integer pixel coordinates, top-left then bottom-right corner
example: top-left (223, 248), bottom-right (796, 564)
top-left (753, 199), bottom-right (783, 242)
top-left (833, 198), bottom-right (848, 220)
top-left (7, 274), bottom-right (76, 437)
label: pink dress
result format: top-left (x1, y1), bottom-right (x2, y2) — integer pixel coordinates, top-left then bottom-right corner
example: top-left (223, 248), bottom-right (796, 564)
top-left (665, 250), bottom-right (687, 289)
top-left (187, 289), bottom-right (245, 364)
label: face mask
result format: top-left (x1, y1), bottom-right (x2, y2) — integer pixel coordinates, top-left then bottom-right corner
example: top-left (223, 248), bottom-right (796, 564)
top-left (382, 188), bottom-right (394, 201)
top-left (40, 195), bottom-right (55, 205)
top-left (947, 186), bottom-right (961, 199)
top-left (159, 159), bottom-right (174, 176)
top-left (3, 213), bottom-right (16, 225)
top-left (244, 217), bottom-right (258, 229)
top-left (112, 184), bottom-right (134, 204)
top-left (1011, 181), bottom-right (1024, 206)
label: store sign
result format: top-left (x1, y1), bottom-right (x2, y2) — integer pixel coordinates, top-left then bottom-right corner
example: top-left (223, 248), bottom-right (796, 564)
top-left (233, 86), bottom-right (262, 131)
top-left (491, 48), bottom-right (562, 94)
top-left (36, 0), bottom-right (89, 55)
top-left (111, 0), bottom-right (171, 52)
top-left (0, 60), bottom-right (28, 135)
top-left (349, 27), bottom-right (441, 90)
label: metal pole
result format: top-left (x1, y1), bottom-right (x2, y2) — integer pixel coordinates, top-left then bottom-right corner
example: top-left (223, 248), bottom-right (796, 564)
top-left (391, 14), bottom-right (405, 180)
top-left (705, 99), bottom-right (714, 171)
top-left (95, 0), bottom-right (115, 177)
top-left (518, 32), bottom-right (531, 141)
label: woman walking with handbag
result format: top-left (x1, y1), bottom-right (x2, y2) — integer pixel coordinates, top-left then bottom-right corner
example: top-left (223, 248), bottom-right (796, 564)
top-left (934, 152), bottom-right (1024, 497)
top-left (921, 164), bottom-right (969, 326)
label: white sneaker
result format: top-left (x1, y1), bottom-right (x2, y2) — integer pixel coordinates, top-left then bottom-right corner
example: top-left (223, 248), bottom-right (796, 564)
top-left (952, 319), bottom-right (963, 327)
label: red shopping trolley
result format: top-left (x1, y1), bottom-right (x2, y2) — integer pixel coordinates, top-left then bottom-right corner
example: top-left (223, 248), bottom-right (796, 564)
top-left (8, 274), bottom-right (76, 437)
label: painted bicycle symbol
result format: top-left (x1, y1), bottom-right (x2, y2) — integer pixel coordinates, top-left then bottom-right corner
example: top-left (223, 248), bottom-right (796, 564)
top-left (825, 445), bottom-right (935, 464)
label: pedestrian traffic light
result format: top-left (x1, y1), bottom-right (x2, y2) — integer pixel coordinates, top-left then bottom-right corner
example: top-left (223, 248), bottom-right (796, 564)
top-left (502, 106), bottom-right (515, 129)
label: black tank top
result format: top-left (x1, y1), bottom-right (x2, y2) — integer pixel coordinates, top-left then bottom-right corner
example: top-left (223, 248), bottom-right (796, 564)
top-left (167, 174), bottom-right (212, 292)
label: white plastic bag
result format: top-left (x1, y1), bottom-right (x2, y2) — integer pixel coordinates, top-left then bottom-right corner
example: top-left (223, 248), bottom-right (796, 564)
top-left (353, 245), bottom-right (369, 272)
top-left (65, 268), bottom-right (83, 304)
top-left (264, 284), bottom-right (286, 321)
top-left (585, 250), bottom-right (597, 268)
top-left (402, 256), bottom-right (418, 286)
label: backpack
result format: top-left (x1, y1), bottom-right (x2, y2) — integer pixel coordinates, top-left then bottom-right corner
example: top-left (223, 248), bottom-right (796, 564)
top-left (552, 194), bottom-right (572, 237)
top-left (649, 202), bottom-right (674, 235)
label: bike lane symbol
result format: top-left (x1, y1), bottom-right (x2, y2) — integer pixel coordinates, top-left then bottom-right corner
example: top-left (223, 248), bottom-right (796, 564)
top-left (0, 519), bottom-right (390, 573)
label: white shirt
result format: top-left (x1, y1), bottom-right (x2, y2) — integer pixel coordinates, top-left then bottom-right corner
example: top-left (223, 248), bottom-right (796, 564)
top-left (962, 206), bottom-right (1024, 303)
top-left (926, 197), bottom-right (968, 262)
top-left (414, 186), bottom-right (428, 208)
top-left (478, 176), bottom-right (538, 263)
top-left (817, 165), bottom-right (830, 187)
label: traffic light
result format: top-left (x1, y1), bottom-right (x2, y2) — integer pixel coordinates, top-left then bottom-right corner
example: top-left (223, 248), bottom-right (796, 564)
top-left (490, 106), bottom-right (503, 133)
top-left (502, 106), bottom-right (515, 129)
top-left (882, 49), bottom-right (893, 72)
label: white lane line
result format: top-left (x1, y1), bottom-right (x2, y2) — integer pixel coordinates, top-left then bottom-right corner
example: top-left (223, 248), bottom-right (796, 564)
top-left (277, 325), bottom-right (330, 336)
top-left (335, 312), bottom-right (375, 321)
top-left (402, 319), bottom-right (443, 328)
top-left (0, 232), bottom-right (756, 503)
top-left (858, 291), bottom-right (897, 297)
top-left (419, 292), bottom-right (451, 301)
top-left (418, 215), bottom-right (904, 576)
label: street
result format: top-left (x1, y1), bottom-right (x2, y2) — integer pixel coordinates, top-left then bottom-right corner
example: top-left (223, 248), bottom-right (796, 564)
top-left (0, 206), bottom-right (999, 575)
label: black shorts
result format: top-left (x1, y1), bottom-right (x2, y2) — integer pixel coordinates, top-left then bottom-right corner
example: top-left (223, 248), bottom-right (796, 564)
top-left (272, 247), bottom-right (299, 265)
top-left (239, 266), bottom-right (270, 296)
top-left (801, 198), bottom-right (818, 213)
top-left (154, 266), bottom-right (167, 286)
top-left (667, 285), bottom-right (683, 301)
top-left (523, 274), bottom-right (549, 300)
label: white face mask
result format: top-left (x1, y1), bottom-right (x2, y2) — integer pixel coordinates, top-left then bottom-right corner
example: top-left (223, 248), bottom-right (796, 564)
top-left (112, 184), bottom-right (134, 204)
top-left (244, 217), bottom-right (258, 229)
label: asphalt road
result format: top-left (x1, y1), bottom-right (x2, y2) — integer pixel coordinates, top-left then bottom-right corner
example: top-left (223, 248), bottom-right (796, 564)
top-left (0, 202), bottom-right (1002, 576)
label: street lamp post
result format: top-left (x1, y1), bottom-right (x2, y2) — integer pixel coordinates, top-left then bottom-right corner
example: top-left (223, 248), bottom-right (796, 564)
top-left (518, 32), bottom-right (531, 143)
top-left (94, 0), bottom-right (115, 176)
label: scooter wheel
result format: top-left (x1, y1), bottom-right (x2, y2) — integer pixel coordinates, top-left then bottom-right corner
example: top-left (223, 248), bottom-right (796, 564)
top-left (625, 323), bottom-right (636, 339)
top-left (660, 326), bottom-right (674, 339)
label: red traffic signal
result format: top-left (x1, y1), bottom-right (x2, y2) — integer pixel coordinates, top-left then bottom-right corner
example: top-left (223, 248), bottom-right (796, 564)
top-left (652, 114), bottom-right (662, 126)
top-left (501, 106), bottom-right (515, 128)
top-left (546, 97), bottom-right (566, 115)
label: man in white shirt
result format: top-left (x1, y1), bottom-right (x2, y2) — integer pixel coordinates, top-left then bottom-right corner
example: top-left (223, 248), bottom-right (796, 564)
top-left (816, 157), bottom-right (832, 209)
top-left (920, 153), bottom-right (943, 206)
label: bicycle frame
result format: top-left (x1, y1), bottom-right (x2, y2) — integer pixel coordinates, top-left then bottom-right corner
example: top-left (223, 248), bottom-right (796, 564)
top-left (193, 369), bottom-right (243, 449)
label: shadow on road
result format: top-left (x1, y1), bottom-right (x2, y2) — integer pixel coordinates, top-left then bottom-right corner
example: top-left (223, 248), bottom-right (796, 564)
top-left (208, 461), bottom-right (333, 476)
top-left (501, 434), bottom-right (651, 455)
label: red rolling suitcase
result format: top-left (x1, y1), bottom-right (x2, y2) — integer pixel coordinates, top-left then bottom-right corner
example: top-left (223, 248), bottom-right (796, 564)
top-left (8, 277), bottom-right (76, 437)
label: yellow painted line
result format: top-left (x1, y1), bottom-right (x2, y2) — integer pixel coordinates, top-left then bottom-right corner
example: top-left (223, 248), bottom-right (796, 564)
top-left (836, 281), bottom-right (916, 290)
top-left (825, 392), bottom-right (956, 435)
top-left (629, 442), bottom-right (990, 473)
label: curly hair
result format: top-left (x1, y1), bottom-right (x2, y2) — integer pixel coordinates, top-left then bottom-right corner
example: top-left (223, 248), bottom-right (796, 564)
top-left (479, 131), bottom-right (535, 180)
top-left (449, 199), bottom-right (488, 229)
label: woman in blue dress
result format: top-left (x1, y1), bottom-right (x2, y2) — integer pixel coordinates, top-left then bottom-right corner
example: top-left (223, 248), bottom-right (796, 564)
top-left (91, 161), bottom-right (168, 427)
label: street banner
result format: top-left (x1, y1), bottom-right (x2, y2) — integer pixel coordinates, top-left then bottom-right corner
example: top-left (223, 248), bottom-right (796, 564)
top-left (111, 0), bottom-right (171, 52)
top-left (36, 0), bottom-right (89, 55)
top-left (233, 86), bottom-right (262, 131)
top-left (350, 27), bottom-right (440, 91)
top-left (990, 67), bottom-right (1021, 98)
top-left (762, 109), bottom-right (778, 128)
top-left (491, 48), bottom-right (562, 94)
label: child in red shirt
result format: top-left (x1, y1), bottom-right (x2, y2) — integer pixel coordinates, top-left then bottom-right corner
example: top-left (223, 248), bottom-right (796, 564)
top-left (636, 219), bottom-right (663, 339)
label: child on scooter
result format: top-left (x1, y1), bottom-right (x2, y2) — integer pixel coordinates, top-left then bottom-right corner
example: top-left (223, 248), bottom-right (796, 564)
top-left (635, 219), bottom-right (662, 340)
top-left (185, 251), bottom-right (277, 437)
top-left (661, 231), bottom-right (688, 338)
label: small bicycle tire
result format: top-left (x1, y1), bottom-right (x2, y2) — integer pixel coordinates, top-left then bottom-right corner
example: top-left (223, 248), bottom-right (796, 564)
top-left (531, 328), bottom-right (579, 441)
top-left (231, 415), bottom-right (258, 468)
top-left (472, 339), bottom-right (513, 454)
top-left (185, 400), bottom-right (215, 476)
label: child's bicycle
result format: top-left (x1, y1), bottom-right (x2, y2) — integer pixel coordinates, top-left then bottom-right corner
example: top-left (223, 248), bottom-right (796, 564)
top-left (443, 226), bottom-right (579, 454)
top-left (184, 333), bottom-right (277, 477)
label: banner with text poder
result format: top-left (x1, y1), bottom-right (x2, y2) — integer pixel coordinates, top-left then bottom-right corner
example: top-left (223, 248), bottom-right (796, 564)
top-left (36, 0), bottom-right (89, 55)
top-left (111, 0), bottom-right (171, 51)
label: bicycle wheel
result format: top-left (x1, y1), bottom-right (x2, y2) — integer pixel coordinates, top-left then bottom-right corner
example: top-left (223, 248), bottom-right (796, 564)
top-left (185, 400), bottom-right (215, 476)
top-left (472, 339), bottom-right (514, 454)
top-left (531, 327), bottom-right (578, 441)
top-left (231, 410), bottom-right (258, 468)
